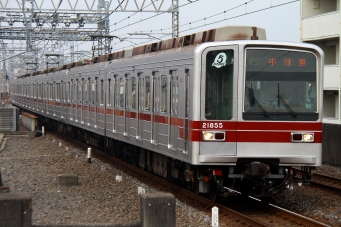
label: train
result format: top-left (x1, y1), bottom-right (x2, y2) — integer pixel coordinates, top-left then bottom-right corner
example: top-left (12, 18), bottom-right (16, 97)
top-left (10, 26), bottom-right (324, 202)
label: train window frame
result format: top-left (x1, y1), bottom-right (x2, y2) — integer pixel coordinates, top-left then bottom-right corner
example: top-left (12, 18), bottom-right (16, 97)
top-left (107, 78), bottom-right (112, 107)
top-left (119, 77), bottom-right (124, 108)
top-left (125, 75), bottom-right (129, 109)
top-left (137, 73), bottom-right (142, 110)
top-left (202, 47), bottom-right (237, 121)
top-left (145, 76), bottom-right (151, 111)
top-left (131, 77), bottom-right (136, 110)
top-left (154, 76), bottom-right (159, 112)
top-left (100, 79), bottom-right (104, 106)
top-left (160, 75), bottom-right (168, 113)
top-left (242, 47), bottom-right (319, 121)
top-left (171, 71), bottom-right (178, 115)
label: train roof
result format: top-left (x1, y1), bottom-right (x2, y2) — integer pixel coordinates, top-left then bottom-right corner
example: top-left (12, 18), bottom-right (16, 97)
top-left (16, 25), bottom-right (266, 79)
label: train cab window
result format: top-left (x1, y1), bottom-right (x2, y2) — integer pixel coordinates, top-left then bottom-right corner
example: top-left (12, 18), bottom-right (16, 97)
top-left (131, 77), bottom-right (136, 109)
top-left (205, 50), bottom-right (234, 120)
top-left (161, 75), bottom-right (167, 113)
top-left (145, 76), bottom-right (151, 111)
top-left (243, 49), bottom-right (317, 121)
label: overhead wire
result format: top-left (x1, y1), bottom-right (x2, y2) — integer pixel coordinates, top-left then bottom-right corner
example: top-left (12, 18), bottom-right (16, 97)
top-left (2, 0), bottom-right (299, 64)
top-left (112, 0), bottom-right (299, 51)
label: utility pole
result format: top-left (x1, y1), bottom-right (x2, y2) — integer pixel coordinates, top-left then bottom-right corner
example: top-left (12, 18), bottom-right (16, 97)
top-left (172, 0), bottom-right (179, 38)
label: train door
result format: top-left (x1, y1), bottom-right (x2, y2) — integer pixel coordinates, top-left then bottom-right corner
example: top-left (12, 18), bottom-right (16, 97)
top-left (112, 75), bottom-right (117, 134)
top-left (158, 73), bottom-right (169, 151)
top-left (151, 72), bottom-right (158, 145)
top-left (77, 78), bottom-right (83, 124)
top-left (130, 76), bottom-right (137, 139)
top-left (90, 76), bottom-right (98, 129)
top-left (170, 70), bottom-right (178, 151)
top-left (183, 69), bottom-right (189, 153)
top-left (136, 73), bottom-right (143, 141)
top-left (71, 79), bottom-right (77, 122)
top-left (83, 77), bottom-right (90, 126)
top-left (65, 81), bottom-right (71, 122)
top-left (98, 77), bottom-right (105, 134)
top-left (124, 74), bottom-right (129, 137)
top-left (142, 75), bottom-right (152, 146)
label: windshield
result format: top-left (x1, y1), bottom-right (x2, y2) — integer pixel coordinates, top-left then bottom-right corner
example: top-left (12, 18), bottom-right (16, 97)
top-left (244, 49), bottom-right (317, 120)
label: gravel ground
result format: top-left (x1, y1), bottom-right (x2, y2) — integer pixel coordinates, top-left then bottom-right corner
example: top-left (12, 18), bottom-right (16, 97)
top-left (0, 133), bottom-right (213, 227)
top-left (272, 165), bottom-right (341, 227)
top-left (1, 131), bottom-right (341, 226)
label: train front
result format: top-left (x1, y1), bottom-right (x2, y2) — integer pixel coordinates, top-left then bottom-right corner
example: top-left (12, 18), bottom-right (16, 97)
top-left (193, 41), bottom-right (323, 201)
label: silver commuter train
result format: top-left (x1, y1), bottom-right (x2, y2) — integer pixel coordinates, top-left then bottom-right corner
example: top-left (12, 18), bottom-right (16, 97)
top-left (11, 26), bottom-right (324, 201)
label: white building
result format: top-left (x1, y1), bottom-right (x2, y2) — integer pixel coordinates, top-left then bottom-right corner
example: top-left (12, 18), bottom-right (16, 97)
top-left (300, 0), bottom-right (340, 124)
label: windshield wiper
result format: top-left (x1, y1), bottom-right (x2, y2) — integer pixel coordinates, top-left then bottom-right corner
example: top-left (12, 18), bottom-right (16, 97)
top-left (277, 94), bottom-right (297, 117)
top-left (250, 90), bottom-right (269, 117)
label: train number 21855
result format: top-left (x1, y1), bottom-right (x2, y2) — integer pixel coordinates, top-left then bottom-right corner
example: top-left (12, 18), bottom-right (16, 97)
top-left (202, 122), bottom-right (223, 129)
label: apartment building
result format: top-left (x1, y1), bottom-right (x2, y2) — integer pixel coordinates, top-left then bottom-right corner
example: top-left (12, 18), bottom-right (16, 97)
top-left (300, 0), bottom-right (340, 124)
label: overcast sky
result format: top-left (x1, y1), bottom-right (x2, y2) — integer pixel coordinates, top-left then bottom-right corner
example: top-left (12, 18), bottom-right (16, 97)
top-left (2, 0), bottom-right (301, 61)
top-left (104, 0), bottom-right (301, 51)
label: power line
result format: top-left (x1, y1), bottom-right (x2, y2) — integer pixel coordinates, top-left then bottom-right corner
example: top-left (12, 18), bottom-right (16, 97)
top-left (180, 0), bottom-right (299, 33)
top-left (112, 0), bottom-right (299, 51)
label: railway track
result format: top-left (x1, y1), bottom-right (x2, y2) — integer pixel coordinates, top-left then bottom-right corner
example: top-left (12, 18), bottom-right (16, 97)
top-left (56, 132), bottom-right (330, 227)
top-left (295, 168), bottom-right (341, 194)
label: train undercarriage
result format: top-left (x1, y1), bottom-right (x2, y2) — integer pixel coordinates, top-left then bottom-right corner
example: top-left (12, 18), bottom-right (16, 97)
top-left (37, 116), bottom-right (313, 203)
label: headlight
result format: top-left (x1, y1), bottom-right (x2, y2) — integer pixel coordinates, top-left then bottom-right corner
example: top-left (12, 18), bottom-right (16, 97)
top-left (291, 133), bottom-right (314, 142)
top-left (303, 133), bottom-right (314, 142)
top-left (203, 132), bottom-right (214, 141)
top-left (202, 131), bottom-right (225, 141)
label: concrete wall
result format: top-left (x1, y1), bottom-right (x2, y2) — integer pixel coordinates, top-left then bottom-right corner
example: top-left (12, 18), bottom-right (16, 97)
top-left (302, 0), bottom-right (337, 18)
top-left (322, 123), bottom-right (341, 166)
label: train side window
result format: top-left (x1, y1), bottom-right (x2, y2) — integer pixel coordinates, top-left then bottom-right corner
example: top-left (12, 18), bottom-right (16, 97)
top-left (80, 79), bottom-right (84, 103)
top-left (131, 77), bottom-right (136, 109)
top-left (161, 75), bottom-right (167, 113)
top-left (100, 79), bottom-right (104, 105)
top-left (50, 83), bottom-right (53, 100)
top-left (107, 79), bottom-right (111, 107)
top-left (125, 75), bottom-right (129, 108)
top-left (154, 76), bottom-right (159, 112)
top-left (85, 78), bottom-right (90, 104)
top-left (138, 73), bottom-right (142, 110)
top-left (113, 75), bottom-right (117, 107)
top-left (171, 73), bottom-right (178, 114)
top-left (145, 76), bottom-right (150, 111)
top-left (91, 79), bottom-right (96, 105)
top-left (119, 77), bottom-right (124, 108)
top-left (79, 79), bottom-right (83, 104)
top-left (65, 82), bottom-right (69, 102)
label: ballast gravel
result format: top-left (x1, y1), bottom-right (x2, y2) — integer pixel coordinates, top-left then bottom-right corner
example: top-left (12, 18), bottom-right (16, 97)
top-left (0, 133), bottom-right (213, 227)
top-left (1, 131), bottom-right (341, 226)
